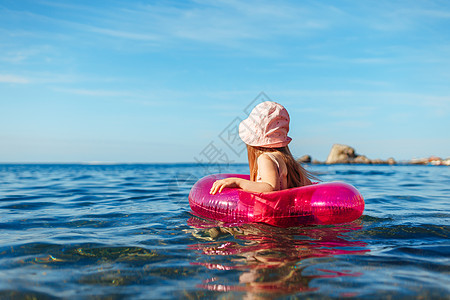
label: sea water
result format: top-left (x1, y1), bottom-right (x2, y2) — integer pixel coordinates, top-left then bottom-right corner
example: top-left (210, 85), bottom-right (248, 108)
top-left (0, 163), bottom-right (448, 299)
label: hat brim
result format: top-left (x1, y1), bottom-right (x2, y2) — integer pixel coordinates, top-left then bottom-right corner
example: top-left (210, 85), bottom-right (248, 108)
top-left (239, 118), bottom-right (291, 148)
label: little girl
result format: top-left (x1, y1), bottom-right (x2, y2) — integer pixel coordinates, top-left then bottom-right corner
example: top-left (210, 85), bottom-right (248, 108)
top-left (210, 101), bottom-right (315, 195)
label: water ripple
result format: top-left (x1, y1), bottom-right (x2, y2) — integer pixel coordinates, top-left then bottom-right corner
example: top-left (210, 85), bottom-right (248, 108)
top-left (0, 163), bottom-right (448, 298)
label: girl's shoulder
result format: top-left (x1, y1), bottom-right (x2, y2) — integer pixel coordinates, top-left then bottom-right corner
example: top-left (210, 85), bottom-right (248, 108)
top-left (257, 152), bottom-right (283, 168)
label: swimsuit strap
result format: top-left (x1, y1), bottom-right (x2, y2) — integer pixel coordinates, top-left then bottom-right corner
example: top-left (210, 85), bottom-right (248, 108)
top-left (256, 153), bottom-right (285, 189)
top-left (264, 153), bottom-right (284, 189)
top-left (264, 153), bottom-right (280, 170)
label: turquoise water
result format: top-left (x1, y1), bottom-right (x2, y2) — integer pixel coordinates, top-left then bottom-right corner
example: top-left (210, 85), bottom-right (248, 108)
top-left (0, 164), bottom-right (448, 299)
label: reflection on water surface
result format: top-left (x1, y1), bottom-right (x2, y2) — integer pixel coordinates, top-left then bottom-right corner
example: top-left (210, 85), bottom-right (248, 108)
top-left (186, 216), bottom-right (369, 298)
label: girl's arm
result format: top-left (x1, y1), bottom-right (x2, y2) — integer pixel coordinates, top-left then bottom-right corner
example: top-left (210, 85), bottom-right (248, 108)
top-left (210, 154), bottom-right (279, 194)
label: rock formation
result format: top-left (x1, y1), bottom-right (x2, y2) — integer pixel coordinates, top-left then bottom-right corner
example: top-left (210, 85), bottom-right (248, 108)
top-left (296, 144), bottom-right (447, 165)
top-left (297, 155), bottom-right (312, 163)
top-left (410, 156), bottom-right (450, 166)
top-left (325, 144), bottom-right (396, 165)
top-left (325, 144), bottom-right (357, 164)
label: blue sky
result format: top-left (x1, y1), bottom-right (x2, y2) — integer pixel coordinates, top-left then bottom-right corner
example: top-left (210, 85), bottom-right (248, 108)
top-left (1, 0), bottom-right (449, 163)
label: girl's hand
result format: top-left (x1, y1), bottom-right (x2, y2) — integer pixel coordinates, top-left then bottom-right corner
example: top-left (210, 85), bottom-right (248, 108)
top-left (210, 178), bottom-right (240, 195)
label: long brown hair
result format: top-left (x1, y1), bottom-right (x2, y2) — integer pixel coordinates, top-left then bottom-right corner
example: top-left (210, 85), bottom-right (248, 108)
top-left (247, 145), bottom-right (317, 188)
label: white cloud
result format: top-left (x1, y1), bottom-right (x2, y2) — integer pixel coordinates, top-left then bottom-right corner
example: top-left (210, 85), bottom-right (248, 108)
top-left (53, 88), bottom-right (136, 97)
top-left (400, 8), bottom-right (450, 19)
top-left (0, 74), bottom-right (29, 84)
top-left (82, 25), bottom-right (159, 41)
top-left (307, 55), bottom-right (393, 65)
top-left (29, 0), bottom-right (332, 50)
top-left (51, 87), bottom-right (192, 107)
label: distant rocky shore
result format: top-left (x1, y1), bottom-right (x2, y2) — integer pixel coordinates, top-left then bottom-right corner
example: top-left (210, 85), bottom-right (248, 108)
top-left (297, 144), bottom-right (450, 166)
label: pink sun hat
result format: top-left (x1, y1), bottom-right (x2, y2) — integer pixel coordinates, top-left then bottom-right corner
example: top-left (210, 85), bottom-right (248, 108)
top-left (239, 101), bottom-right (292, 148)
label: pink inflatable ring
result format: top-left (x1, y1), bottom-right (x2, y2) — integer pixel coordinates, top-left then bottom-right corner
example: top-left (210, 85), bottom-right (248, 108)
top-left (189, 174), bottom-right (365, 227)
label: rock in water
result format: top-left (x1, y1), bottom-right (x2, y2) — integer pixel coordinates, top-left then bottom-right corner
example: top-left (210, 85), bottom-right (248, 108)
top-left (386, 158), bottom-right (396, 165)
top-left (326, 144), bottom-right (357, 164)
top-left (297, 155), bottom-right (312, 163)
top-left (354, 155), bottom-right (371, 164)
